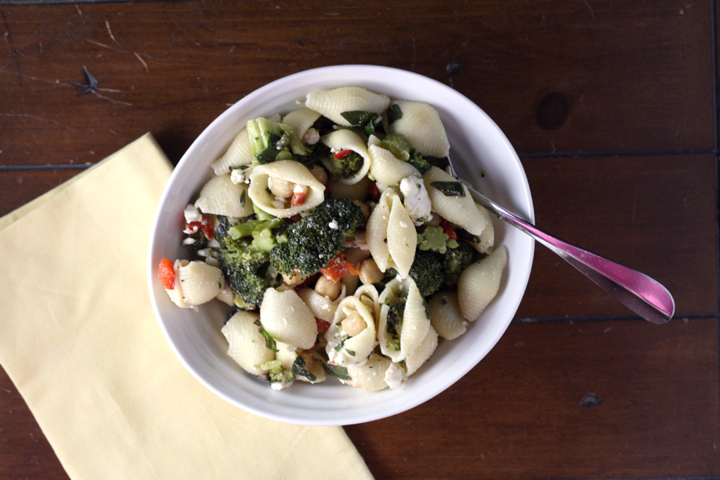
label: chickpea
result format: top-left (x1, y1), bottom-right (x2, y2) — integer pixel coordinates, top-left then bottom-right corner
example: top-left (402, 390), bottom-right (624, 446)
top-left (268, 176), bottom-right (295, 198)
top-left (310, 164), bottom-right (329, 185)
top-left (340, 274), bottom-right (359, 295)
top-left (315, 275), bottom-right (341, 300)
top-left (342, 311), bottom-right (367, 336)
top-left (281, 271), bottom-right (305, 286)
top-left (358, 258), bottom-right (384, 285)
top-left (344, 247), bottom-right (371, 265)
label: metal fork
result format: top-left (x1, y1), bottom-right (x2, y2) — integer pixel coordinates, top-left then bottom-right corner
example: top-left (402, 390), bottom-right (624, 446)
top-left (447, 157), bottom-right (676, 324)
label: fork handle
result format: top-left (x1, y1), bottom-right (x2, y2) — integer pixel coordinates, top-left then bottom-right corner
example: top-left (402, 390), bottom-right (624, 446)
top-left (462, 181), bottom-right (675, 324)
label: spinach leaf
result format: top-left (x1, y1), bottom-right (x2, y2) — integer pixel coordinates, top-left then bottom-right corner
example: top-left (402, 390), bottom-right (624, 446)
top-left (291, 355), bottom-right (317, 382)
top-left (430, 181), bottom-right (466, 197)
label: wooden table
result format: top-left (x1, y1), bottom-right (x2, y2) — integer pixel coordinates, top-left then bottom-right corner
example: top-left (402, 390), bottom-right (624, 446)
top-left (1, 1), bottom-right (718, 479)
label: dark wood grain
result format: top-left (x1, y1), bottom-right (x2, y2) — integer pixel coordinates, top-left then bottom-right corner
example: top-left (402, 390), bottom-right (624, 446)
top-left (517, 154), bottom-right (718, 318)
top-left (0, 168), bottom-right (83, 218)
top-left (0, 0), bottom-right (714, 169)
top-left (0, 1), bottom-right (718, 479)
top-left (0, 367), bottom-right (69, 480)
top-left (345, 318), bottom-right (720, 480)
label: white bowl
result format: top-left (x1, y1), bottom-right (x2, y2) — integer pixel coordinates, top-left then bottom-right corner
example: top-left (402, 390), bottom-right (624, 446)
top-left (148, 65), bottom-right (535, 426)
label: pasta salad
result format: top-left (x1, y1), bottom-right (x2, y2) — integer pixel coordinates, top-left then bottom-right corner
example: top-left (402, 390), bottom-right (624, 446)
top-left (158, 87), bottom-right (507, 391)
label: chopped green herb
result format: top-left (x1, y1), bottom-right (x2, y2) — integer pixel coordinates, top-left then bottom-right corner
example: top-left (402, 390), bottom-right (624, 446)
top-left (291, 355), bottom-right (317, 382)
top-left (334, 334), bottom-right (351, 352)
top-left (386, 104), bottom-right (402, 124)
top-left (340, 111), bottom-right (380, 136)
top-left (254, 319), bottom-right (278, 352)
top-left (386, 299), bottom-right (406, 351)
top-left (317, 359), bottom-right (352, 381)
top-left (430, 181), bottom-right (465, 197)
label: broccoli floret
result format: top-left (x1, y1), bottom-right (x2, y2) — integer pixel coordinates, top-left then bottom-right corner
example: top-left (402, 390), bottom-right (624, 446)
top-left (269, 199), bottom-right (365, 278)
top-left (380, 133), bottom-right (432, 174)
top-left (373, 268), bottom-right (398, 292)
top-left (417, 225), bottom-right (451, 253)
top-left (218, 220), bottom-right (283, 307)
top-left (380, 133), bottom-right (412, 161)
top-left (376, 249), bottom-right (443, 298)
top-left (440, 241), bottom-right (474, 289)
top-left (330, 151), bottom-right (364, 180)
top-left (407, 151), bottom-right (432, 175)
top-left (408, 250), bottom-right (443, 297)
top-left (246, 117), bottom-right (311, 165)
top-left (227, 217), bottom-right (285, 252)
top-left (214, 215), bottom-right (236, 243)
top-left (253, 203), bottom-right (275, 221)
top-left (260, 359), bottom-right (295, 386)
top-left (386, 297), bottom-right (406, 351)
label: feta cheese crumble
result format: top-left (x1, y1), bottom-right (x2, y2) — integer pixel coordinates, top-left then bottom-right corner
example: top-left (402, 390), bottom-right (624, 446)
top-left (183, 204), bottom-right (203, 224)
top-left (385, 362), bottom-right (405, 389)
top-left (302, 127), bottom-right (320, 145)
top-left (230, 166), bottom-right (252, 185)
top-left (400, 176), bottom-right (433, 226)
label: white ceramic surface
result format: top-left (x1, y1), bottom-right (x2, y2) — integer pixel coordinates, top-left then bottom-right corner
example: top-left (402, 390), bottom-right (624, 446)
top-left (148, 65), bottom-right (535, 426)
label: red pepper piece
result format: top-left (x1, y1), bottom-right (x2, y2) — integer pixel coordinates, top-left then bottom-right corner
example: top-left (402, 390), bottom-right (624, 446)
top-left (158, 258), bottom-right (176, 290)
top-left (291, 191), bottom-right (307, 207)
top-left (320, 253), bottom-right (359, 282)
top-left (316, 318), bottom-right (331, 334)
top-left (187, 216), bottom-right (214, 240)
top-left (333, 149), bottom-right (352, 159)
top-left (442, 223), bottom-right (458, 241)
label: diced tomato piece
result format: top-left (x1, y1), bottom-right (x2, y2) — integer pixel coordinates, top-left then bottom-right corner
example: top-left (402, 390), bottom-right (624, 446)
top-left (316, 318), bottom-right (331, 334)
top-left (369, 181), bottom-right (381, 201)
top-left (320, 253), bottom-right (360, 282)
top-left (291, 191), bottom-right (307, 207)
top-left (333, 149), bottom-right (352, 159)
top-left (187, 216), bottom-right (214, 240)
top-left (158, 258), bottom-right (176, 290)
top-left (442, 223), bottom-right (458, 241)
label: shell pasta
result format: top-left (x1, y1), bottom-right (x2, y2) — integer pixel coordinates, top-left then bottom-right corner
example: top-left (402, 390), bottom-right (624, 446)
top-left (158, 86), bottom-right (507, 392)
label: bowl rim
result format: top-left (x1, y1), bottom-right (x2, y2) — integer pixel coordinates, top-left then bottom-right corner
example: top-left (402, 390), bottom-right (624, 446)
top-left (148, 64), bottom-right (535, 425)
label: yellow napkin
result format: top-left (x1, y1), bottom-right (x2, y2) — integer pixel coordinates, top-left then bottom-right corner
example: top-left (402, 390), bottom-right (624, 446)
top-left (0, 134), bottom-right (373, 480)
